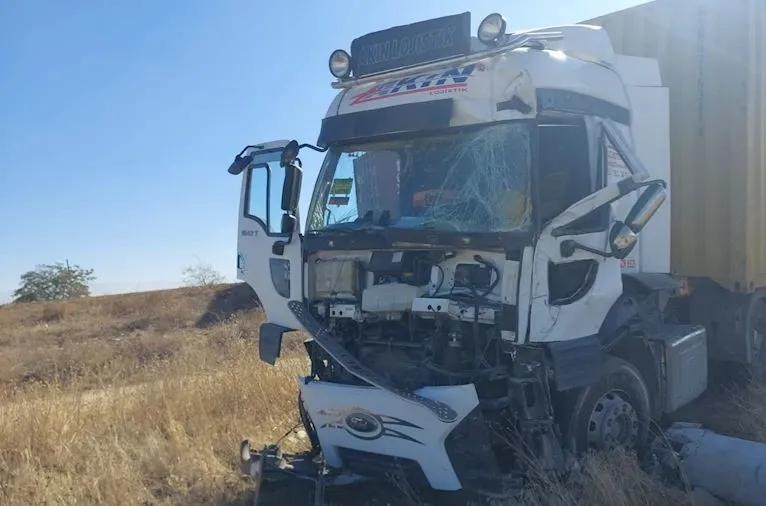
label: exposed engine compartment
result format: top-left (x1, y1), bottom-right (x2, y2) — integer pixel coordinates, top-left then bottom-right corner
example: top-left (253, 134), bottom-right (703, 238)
top-left (301, 248), bottom-right (566, 484)
top-left (307, 249), bottom-right (515, 409)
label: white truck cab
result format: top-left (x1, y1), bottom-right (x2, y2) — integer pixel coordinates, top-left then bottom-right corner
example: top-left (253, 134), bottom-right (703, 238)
top-left (228, 12), bottom-right (707, 497)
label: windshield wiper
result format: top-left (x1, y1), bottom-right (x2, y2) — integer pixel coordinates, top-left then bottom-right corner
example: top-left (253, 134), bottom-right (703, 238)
top-left (308, 223), bottom-right (387, 237)
top-left (390, 217), bottom-right (462, 232)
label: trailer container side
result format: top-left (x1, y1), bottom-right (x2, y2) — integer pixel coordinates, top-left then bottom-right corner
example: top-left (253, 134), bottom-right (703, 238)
top-left (582, 0), bottom-right (766, 292)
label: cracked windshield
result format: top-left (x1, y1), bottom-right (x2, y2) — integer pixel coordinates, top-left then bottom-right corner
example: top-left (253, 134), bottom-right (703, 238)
top-left (307, 122), bottom-right (532, 234)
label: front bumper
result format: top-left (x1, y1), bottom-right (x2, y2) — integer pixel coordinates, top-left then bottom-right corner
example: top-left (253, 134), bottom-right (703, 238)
top-left (299, 379), bottom-right (500, 492)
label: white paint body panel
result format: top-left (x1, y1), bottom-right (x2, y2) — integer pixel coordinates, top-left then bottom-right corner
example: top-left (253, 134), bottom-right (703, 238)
top-left (516, 246), bottom-right (535, 342)
top-left (614, 55), bottom-right (662, 87)
top-left (523, 24), bottom-right (617, 66)
top-left (627, 85), bottom-right (671, 274)
top-left (300, 380), bottom-right (480, 490)
top-left (237, 226), bottom-right (303, 330)
top-left (236, 145), bottom-right (303, 330)
top-left (604, 55), bottom-right (670, 275)
top-left (529, 227), bottom-right (622, 343)
top-left (328, 25), bottom-right (630, 131)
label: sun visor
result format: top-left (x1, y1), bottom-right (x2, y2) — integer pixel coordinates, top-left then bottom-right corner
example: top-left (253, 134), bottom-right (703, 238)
top-left (318, 99), bottom-right (453, 146)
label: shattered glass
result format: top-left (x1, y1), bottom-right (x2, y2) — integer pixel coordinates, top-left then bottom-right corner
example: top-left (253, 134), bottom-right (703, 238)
top-left (307, 122), bottom-right (532, 234)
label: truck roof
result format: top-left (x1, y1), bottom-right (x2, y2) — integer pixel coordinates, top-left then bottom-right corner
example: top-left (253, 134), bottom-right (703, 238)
top-left (318, 24), bottom-right (631, 147)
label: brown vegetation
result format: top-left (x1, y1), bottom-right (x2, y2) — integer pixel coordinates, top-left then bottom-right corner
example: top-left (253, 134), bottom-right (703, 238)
top-left (0, 285), bottom-right (762, 505)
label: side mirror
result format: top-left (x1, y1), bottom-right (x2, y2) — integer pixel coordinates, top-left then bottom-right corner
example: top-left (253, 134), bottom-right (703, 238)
top-left (281, 159), bottom-right (303, 212)
top-left (625, 182), bottom-right (666, 233)
top-left (609, 221), bottom-right (638, 259)
top-left (280, 140), bottom-right (300, 168)
top-left (227, 154), bottom-right (253, 175)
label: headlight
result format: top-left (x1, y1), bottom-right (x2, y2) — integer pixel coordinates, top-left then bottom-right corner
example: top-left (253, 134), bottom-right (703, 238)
top-left (329, 49), bottom-right (352, 79)
top-left (478, 13), bottom-right (507, 45)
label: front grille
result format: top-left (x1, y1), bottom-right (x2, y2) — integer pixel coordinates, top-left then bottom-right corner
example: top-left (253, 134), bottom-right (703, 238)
top-left (337, 447), bottom-right (429, 489)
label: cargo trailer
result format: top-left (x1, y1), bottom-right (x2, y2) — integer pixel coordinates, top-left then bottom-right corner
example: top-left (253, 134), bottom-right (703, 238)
top-left (583, 0), bottom-right (766, 369)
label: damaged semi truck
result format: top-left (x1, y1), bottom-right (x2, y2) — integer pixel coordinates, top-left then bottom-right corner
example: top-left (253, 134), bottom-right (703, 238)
top-left (227, 0), bottom-right (766, 501)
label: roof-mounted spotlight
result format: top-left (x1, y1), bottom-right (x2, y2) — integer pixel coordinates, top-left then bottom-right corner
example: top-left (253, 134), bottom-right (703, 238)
top-left (478, 13), bottom-right (507, 45)
top-left (329, 49), bottom-right (352, 79)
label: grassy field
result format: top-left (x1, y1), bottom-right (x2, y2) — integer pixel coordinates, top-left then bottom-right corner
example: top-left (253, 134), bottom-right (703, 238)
top-left (0, 284), bottom-right (763, 505)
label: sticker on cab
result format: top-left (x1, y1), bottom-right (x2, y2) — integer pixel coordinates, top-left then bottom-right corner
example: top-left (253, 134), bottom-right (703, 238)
top-left (330, 178), bottom-right (353, 195)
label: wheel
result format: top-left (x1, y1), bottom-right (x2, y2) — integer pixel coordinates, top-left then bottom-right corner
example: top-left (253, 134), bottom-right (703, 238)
top-left (561, 356), bottom-right (652, 458)
top-left (745, 293), bottom-right (766, 382)
top-left (298, 392), bottom-right (321, 456)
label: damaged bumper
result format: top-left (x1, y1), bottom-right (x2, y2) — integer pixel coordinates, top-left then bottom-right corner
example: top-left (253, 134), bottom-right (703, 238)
top-left (299, 379), bottom-right (502, 493)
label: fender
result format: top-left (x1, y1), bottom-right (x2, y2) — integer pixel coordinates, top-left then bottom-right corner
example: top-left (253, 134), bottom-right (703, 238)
top-left (597, 273), bottom-right (679, 418)
top-left (622, 272), bottom-right (680, 293)
top-left (599, 273), bottom-right (679, 347)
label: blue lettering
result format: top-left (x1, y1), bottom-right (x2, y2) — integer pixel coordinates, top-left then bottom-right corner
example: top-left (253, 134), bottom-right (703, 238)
top-left (435, 64), bottom-right (476, 85)
top-left (418, 73), bottom-right (442, 88)
top-left (350, 64), bottom-right (478, 105)
top-left (390, 76), bottom-right (419, 93)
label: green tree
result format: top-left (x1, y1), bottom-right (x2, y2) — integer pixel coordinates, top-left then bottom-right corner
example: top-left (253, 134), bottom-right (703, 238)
top-left (181, 262), bottom-right (225, 287)
top-left (13, 262), bottom-right (96, 303)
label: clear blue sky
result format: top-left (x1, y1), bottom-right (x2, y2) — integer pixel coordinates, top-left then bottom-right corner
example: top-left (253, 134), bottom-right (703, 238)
top-left (0, 0), bottom-right (647, 301)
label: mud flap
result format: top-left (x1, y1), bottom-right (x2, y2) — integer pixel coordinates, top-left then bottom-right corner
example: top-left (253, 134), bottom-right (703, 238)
top-left (288, 300), bottom-right (458, 423)
top-left (259, 322), bottom-right (290, 365)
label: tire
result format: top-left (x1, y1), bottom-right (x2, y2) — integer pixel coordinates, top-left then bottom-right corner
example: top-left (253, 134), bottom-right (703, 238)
top-left (560, 356), bottom-right (652, 459)
top-left (744, 293), bottom-right (766, 382)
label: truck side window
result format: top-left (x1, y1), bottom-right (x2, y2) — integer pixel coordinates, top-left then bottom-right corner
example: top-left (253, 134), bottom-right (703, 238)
top-left (245, 163), bottom-right (286, 234)
top-left (538, 121), bottom-right (607, 233)
top-left (267, 164), bottom-right (286, 234)
top-left (538, 123), bottom-right (592, 225)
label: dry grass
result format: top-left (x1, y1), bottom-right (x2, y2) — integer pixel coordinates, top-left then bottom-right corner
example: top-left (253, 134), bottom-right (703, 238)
top-left (0, 285), bottom-right (308, 505)
top-left (0, 285), bottom-right (763, 505)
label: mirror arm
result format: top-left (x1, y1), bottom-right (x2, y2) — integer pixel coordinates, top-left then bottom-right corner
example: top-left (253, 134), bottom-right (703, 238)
top-left (237, 145), bottom-right (263, 157)
top-left (560, 239), bottom-right (614, 259)
top-left (552, 178), bottom-right (665, 237)
top-left (298, 143), bottom-right (328, 153)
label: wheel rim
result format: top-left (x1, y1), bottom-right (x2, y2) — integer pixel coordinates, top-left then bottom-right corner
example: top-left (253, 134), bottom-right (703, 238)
top-left (586, 390), bottom-right (639, 451)
top-left (752, 327), bottom-right (763, 363)
top-left (749, 297), bottom-right (766, 378)
top-left (752, 299), bottom-right (766, 359)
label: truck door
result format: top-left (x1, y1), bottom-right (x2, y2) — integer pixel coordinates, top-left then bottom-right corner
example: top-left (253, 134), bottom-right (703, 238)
top-left (527, 120), bottom-right (659, 344)
top-left (234, 141), bottom-right (304, 331)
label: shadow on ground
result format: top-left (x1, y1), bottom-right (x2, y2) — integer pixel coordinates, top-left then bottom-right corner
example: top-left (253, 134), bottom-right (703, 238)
top-left (196, 283), bottom-right (261, 328)
top-left (224, 488), bottom-right (424, 506)
top-left (222, 480), bottom-right (476, 506)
